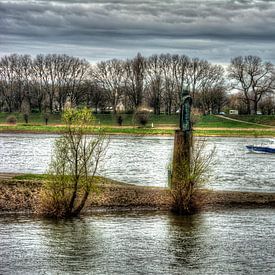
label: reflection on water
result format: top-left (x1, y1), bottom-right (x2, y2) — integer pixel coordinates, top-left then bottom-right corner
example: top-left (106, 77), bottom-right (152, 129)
top-left (0, 210), bottom-right (274, 274)
top-left (0, 133), bottom-right (275, 191)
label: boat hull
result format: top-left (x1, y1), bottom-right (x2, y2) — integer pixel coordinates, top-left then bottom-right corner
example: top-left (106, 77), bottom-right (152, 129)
top-left (246, 145), bottom-right (275, 154)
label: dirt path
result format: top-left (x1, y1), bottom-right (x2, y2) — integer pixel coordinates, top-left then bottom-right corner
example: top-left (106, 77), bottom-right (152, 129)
top-left (215, 115), bottom-right (274, 128)
top-left (194, 127), bottom-right (275, 131)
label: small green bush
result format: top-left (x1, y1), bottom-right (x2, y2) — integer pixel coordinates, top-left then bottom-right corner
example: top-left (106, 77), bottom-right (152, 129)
top-left (133, 108), bottom-right (151, 126)
top-left (6, 115), bottom-right (17, 124)
top-left (23, 113), bottom-right (29, 124)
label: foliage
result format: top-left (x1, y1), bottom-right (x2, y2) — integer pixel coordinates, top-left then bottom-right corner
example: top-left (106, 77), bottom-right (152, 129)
top-left (170, 138), bottom-right (215, 214)
top-left (133, 107), bottom-right (151, 126)
top-left (39, 107), bottom-right (108, 218)
top-left (6, 115), bottom-right (17, 124)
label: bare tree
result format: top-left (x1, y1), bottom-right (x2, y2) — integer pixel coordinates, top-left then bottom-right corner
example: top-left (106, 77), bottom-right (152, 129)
top-left (64, 57), bottom-right (90, 107)
top-left (0, 55), bottom-right (18, 112)
top-left (91, 59), bottom-right (125, 113)
top-left (124, 53), bottom-right (146, 109)
top-left (259, 95), bottom-right (275, 115)
top-left (85, 80), bottom-right (107, 113)
top-left (196, 64), bottom-right (226, 114)
top-left (145, 54), bottom-right (164, 114)
top-left (32, 55), bottom-right (48, 112)
top-left (160, 54), bottom-right (184, 114)
top-left (173, 55), bottom-right (191, 111)
top-left (186, 58), bottom-right (209, 99)
top-left (0, 54), bottom-right (33, 112)
top-left (228, 55), bottom-right (275, 114)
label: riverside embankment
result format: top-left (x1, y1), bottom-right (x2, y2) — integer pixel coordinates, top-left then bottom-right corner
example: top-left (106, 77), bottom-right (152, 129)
top-left (1, 176), bottom-right (275, 214)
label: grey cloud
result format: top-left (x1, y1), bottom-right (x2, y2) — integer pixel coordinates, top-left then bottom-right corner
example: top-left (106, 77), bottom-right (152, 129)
top-left (0, 0), bottom-right (275, 63)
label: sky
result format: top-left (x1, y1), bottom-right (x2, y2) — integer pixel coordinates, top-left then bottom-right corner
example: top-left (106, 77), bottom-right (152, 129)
top-left (1, 0), bottom-right (275, 64)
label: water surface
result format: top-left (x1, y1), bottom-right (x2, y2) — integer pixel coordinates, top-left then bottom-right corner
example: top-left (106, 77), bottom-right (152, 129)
top-left (0, 133), bottom-right (275, 191)
top-left (0, 210), bottom-right (274, 274)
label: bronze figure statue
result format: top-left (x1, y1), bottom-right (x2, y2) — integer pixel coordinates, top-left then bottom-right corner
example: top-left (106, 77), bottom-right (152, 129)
top-left (179, 86), bottom-right (192, 131)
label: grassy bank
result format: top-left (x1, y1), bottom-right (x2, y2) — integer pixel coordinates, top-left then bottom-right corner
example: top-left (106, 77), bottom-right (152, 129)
top-left (194, 128), bottom-right (275, 137)
top-left (229, 115), bottom-right (275, 126)
top-left (1, 112), bottom-right (274, 137)
top-left (0, 124), bottom-right (275, 137)
top-left (1, 174), bottom-right (275, 214)
top-left (1, 112), bottom-right (272, 128)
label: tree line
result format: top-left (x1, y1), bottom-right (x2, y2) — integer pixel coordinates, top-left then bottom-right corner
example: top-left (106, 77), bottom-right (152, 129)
top-left (0, 53), bottom-right (274, 115)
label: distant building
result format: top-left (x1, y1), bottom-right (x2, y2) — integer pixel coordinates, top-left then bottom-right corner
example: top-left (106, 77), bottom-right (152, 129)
top-left (229, 109), bottom-right (239, 115)
top-left (116, 102), bottom-right (125, 112)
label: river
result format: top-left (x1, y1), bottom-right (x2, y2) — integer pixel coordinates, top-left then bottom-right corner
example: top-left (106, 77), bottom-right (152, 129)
top-left (0, 133), bottom-right (275, 191)
top-left (0, 209), bottom-right (274, 274)
top-left (1, 133), bottom-right (275, 274)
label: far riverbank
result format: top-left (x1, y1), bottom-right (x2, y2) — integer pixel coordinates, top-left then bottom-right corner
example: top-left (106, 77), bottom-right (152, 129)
top-left (1, 123), bottom-right (275, 137)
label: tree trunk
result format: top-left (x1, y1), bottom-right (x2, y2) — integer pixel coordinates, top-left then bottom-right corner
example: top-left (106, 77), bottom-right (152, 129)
top-left (254, 101), bottom-right (257, 115)
top-left (246, 98), bottom-right (251, 115)
top-left (72, 190), bottom-right (89, 216)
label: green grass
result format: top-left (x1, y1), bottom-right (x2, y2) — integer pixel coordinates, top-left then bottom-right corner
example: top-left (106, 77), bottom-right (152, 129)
top-left (0, 112), bottom-right (179, 126)
top-left (0, 124), bottom-right (68, 133)
top-left (195, 115), bottom-right (269, 128)
top-left (90, 114), bottom-right (179, 126)
top-left (0, 123), bottom-right (274, 137)
top-left (99, 127), bottom-right (174, 135)
top-left (194, 129), bottom-right (275, 137)
top-left (0, 124), bottom-right (174, 135)
top-left (1, 112), bottom-right (274, 137)
top-left (0, 112), bottom-right (62, 125)
top-left (11, 173), bottom-right (125, 187)
top-left (229, 115), bottom-right (275, 126)
top-left (1, 112), bottom-right (271, 128)
top-left (92, 114), bottom-right (271, 128)
top-left (13, 173), bottom-right (49, 181)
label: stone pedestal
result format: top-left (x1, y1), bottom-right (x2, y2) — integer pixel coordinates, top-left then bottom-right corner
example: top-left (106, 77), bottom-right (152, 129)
top-left (172, 130), bottom-right (192, 185)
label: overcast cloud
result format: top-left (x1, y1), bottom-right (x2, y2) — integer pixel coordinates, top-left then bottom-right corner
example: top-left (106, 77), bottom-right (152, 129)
top-left (0, 0), bottom-right (275, 63)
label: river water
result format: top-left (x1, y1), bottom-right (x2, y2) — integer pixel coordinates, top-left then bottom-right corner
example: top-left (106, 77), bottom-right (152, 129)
top-left (0, 209), bottom-right (274, 274)
top-left (0, 133), bottom-right (275, 192)
top-left (1, 133), bottom-right (275, 274)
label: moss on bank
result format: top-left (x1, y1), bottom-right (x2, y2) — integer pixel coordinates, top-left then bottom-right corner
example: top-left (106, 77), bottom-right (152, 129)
top-left (1, 176), bottom-right (275, 214)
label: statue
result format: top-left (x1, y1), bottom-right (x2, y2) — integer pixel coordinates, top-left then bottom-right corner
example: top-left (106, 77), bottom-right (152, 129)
top-left (179, 86), bottom-right (192, 131)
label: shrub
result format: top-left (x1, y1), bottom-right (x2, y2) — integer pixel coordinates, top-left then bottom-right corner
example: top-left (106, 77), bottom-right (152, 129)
top-left (170, 138), bottom-right (215, 214)
top-left (116, 115), bottom-right (123, 126)
top-left (43, 112), bottom-right (50, 125)
top-left (39, 107), bottom-right (108, 218)
top-left (6, 115), bottom-right (17, 124)
top-left (133, 107), bottom-right (151, 126)
top-left (23, 113), bottom-right (29, 124)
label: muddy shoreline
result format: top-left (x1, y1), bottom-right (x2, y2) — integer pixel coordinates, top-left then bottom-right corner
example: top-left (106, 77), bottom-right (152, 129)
top-left (1, 177), bottom-right (275, 215)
